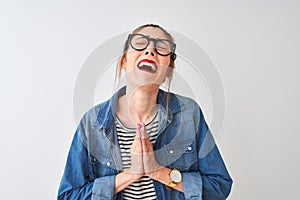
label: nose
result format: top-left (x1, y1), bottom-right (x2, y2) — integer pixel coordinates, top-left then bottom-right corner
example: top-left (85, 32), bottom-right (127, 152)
top-left (144, 41), bottom-right (156, 57)
top-left (144, 49), bottom-right (155, 57)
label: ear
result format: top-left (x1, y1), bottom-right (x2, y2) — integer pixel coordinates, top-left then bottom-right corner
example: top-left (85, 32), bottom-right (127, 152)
top-left (171, 53), bottom-right (177, 61)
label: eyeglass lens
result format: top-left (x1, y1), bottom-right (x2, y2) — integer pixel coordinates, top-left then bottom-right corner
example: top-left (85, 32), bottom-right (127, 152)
top-left (130, 34), bottom-right (174, 56)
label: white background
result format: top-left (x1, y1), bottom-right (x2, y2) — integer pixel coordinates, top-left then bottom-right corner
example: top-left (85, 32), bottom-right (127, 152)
top-left (1, 0), bottom-right (299, 199)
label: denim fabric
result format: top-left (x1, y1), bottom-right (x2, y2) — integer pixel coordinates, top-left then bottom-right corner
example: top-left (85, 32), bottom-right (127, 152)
top-left (58, 87), bottom-right (233, 200)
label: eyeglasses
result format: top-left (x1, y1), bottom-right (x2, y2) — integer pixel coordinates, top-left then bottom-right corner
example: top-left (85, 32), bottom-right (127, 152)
top-left (128, 34), bottom-right (176, 56)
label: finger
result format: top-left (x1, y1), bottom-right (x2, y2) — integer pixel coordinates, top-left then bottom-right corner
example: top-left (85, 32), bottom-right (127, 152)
top-left (142, 138), bottom-right (153, 153)
top-left (141, 139), bottom-right (147, 152)
top-left (131, 143), bottom-right (142, 154)
top-left (135, 123), bottom-right (141, 139)
top-left (145, 136), bottom-right (155, 150)
top-left (131, 125), bottom-right (141, 153)
top-left (140, 122), bottom-right (149, 140)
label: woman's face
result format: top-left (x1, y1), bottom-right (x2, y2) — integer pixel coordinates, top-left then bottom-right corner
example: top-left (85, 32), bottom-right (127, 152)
top-left (122, 27), bottom-right (172, 88)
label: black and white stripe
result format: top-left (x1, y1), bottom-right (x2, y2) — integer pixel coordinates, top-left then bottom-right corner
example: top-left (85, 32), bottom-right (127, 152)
top-left (116, 113), bottom-right (159, 200)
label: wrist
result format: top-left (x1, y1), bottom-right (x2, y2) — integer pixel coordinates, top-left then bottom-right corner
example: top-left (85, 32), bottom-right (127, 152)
top-left (146, 166), bottom-right (165, 180)
top-left (146, 170), bottom-right (158, 179)
top-left (124, 169), bottom-right (144, 180)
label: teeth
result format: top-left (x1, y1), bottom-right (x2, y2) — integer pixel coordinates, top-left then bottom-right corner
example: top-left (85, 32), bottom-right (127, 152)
top-left (138, 62), bottom-right (156, 71)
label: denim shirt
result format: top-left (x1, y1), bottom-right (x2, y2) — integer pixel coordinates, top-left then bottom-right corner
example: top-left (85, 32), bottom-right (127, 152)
top-left (58, 87), bottom-right (233, 200)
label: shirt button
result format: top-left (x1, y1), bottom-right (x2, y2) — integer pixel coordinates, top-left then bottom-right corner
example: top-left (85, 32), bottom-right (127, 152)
top-left (106, 162), bottom-right (111, 166)
top-left (188, 146), bottom-right (192, 151)
top-left (169, 150), bottom-right (174, 154)
top-left (93, 158), bottom-right (97, 162)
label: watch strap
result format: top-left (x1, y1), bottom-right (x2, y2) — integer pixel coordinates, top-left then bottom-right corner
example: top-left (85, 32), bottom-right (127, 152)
top-left (166, 181), bottom-right (177, 190)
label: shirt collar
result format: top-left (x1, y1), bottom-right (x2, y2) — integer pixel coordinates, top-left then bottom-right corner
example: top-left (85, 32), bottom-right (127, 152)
top-left (93, 86), bottom-right (182, 130)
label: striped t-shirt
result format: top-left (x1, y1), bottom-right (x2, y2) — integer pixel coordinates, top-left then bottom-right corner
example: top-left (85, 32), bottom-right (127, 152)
top-left (116, 113), bottom-right (159, 200)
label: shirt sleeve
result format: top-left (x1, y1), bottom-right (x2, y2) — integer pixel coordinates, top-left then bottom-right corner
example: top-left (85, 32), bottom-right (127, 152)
top-left (57, 122), bottom-right (116, 199)
top-left (182, 105), bottom-right (233, 200)
top-left (182, 171), bottom-right (203, 199)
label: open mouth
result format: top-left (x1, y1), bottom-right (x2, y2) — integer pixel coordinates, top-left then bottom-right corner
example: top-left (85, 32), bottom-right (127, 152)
top-left (137, 59), bottom-right (158, 73)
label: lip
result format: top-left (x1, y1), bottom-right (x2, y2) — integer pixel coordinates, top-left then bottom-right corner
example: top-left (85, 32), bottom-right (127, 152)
top-left (137, 59), bottom-right (158, 73)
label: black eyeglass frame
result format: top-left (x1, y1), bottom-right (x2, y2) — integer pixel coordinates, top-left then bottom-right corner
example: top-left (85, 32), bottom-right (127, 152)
top-left (128, 34), bottom-right (176, 57)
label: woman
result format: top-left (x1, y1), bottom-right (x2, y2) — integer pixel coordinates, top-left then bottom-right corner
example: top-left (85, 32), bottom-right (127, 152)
top-left (58, 24), bottom-right (233, 200)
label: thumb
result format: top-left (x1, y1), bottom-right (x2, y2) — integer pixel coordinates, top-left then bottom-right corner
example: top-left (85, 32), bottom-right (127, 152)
top-left (135, 123), bottom-right (141, 139)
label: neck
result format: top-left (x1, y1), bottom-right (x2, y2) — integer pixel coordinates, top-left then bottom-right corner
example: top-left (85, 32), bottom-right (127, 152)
top-left (125, 84), bottom-right (159, 124)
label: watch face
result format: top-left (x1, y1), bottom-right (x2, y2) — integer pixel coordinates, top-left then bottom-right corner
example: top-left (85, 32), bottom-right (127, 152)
top-left (170, 170), bottom-right (182, 183)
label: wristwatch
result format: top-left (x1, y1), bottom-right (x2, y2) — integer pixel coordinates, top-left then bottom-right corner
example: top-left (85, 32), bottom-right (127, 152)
top-left (166, 168), bottom-right (182, 189)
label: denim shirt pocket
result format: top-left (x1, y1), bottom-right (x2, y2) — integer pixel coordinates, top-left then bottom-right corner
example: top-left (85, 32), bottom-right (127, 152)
top-left (163, 140), bottom-right (197, 171)
top-left (89, 153), bottom-right (117, 180)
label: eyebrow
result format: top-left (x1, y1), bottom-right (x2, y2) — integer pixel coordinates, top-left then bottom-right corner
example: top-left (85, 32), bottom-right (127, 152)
top-left (137, 33), bottom-right (169, 40)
